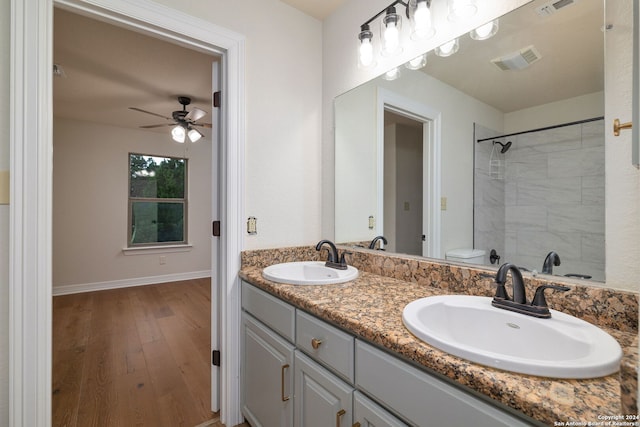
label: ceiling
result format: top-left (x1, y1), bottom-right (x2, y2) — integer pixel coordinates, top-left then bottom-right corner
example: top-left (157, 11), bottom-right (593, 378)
top-left (53, 8), bottom-right (219, 136)
top-left (280, 0), bottom-right (348, 20)
top-left (54, 0), bottom-right (603, 135)
top-left (420, 0), bottom-right (603, 113)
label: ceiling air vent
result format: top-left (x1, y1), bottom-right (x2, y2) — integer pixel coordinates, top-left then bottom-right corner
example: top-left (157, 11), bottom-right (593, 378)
top-left (535, 0), bottom-right (578, 17)
top-left (491, 45), bottom-right (542, 71)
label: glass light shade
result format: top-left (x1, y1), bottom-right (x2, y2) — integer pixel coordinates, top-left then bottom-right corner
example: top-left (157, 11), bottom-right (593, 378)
top-left (405, 54), bottom-right (427, 70)
top-left (382, 67), bottom-right (401, 81)
top-left (448, 0), bottom-right (477, 22)
top-left (171, 125), bottom-right (186, 143)
top-left (411, 0), bottom-right (435, 40)
top-left (358, 26), bottom-right (374, 68)
top-left (187, 127), bottom-right (203, 143)
top-left (470, 19), bottom-right (499, 40)
top-left (381, 7), bottom-right (402, 56)
top-left (435, 38), bottom-right (459, 57)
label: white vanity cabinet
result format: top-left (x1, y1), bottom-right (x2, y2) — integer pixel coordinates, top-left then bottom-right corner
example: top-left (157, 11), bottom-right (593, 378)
top-left (240, 281), bottom-right (537, 427)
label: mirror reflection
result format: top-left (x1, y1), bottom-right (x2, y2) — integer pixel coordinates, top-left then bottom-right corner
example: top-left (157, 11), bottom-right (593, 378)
top-left (335, 0), bottom-right (605, 282)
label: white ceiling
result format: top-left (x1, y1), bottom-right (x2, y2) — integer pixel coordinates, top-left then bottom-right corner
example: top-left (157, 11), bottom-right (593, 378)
top-left (53, 0), bottom-right (604, 134)
top-left (279, 0), bottom-right (348, 20)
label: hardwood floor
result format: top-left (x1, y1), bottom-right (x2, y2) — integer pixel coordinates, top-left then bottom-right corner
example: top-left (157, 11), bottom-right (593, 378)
top-left (53, 278), bottom-right (244, 427)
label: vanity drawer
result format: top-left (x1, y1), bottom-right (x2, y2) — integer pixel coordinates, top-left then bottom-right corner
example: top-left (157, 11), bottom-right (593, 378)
top-left (296, 310), bottom-right (354, 383)
top-left (355, 340), bottom-right (534, 427)
top-left (241, 281), bottom-right (295, 342)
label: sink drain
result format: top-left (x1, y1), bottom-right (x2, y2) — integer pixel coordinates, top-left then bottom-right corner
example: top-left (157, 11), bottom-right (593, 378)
top-left (506, 322), bottom-right (520, 329)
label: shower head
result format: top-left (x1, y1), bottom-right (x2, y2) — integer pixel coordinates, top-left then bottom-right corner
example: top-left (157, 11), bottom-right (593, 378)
top-left (493, 140), bottom-right (512, 153)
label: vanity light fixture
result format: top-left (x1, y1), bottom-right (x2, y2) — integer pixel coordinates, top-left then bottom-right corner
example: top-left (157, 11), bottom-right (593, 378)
top-left (405, 53), bottom-right (427, 70)
top-left (357, 0), bottom-right (434, 67)
top-left (470, 19), bottom-right (499, 40)
top-left (435, 38), bottom-right (459, 57)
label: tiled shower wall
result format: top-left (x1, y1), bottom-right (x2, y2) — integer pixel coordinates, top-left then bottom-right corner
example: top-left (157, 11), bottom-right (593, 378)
top-left (474, 119), bottom-right (605, 281)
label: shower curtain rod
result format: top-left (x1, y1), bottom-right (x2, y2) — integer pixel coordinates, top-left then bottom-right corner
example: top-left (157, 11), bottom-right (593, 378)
top-left (476, 116), bottom-right (605, 143)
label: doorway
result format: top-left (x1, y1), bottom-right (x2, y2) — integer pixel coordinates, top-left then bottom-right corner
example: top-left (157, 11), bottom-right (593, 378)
top-left (376, 88), bottom-right (442, 259)
top-left (383, 111), bottom-right (424, 255)
top-left (10, 1), bottom-right (246, 426)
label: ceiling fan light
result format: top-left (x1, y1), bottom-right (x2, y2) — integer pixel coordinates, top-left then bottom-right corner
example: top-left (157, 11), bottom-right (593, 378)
top-left (188, 127), bottom-right (204, 143)
top-left (172, 125), bottom-right (186, 143)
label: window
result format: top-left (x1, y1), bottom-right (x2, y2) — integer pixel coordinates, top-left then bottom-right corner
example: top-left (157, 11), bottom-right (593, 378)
top-left (128, 153), bottom-right (187, 246)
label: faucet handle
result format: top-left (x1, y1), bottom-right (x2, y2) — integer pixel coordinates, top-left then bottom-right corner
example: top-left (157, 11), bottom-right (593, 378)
top-left (339, 251), bottom-right (352, 266)
top-left (531, 284), bottom-right (570, 308)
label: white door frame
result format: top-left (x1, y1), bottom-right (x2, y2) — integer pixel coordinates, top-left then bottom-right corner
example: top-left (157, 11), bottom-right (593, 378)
top-left (376, 87), bottom-right (441, 258)
top-left (9, 1), bottom-right (246, 426)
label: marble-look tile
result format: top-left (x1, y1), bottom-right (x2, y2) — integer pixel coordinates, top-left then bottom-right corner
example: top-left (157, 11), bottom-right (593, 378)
top-left (515, 230), bottom-right (581, 259)
top-left (582, 175), bottom-right (605, 205)
top-left (517, 177), bottom-right (582, 206)
top-left (547, 146), bottom-right (605, 178)
top-left (505, 205), bottom-right (548, 232)
top-left (548, 204), bottom-right (605, 234)
top-left (581, 234), bottom-right (605, 264)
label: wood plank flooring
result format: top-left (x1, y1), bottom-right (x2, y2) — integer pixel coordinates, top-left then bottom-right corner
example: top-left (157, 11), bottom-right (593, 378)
top-left (53, 278), bottom-right (247, 427)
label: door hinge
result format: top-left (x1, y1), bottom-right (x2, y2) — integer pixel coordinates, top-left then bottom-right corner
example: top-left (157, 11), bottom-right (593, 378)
top-left (212, 350), bottom-right (221, 366)
top-left (213, 91), bottom-right (221, 108)
top-left (212, 220), bottom-right (220, 237)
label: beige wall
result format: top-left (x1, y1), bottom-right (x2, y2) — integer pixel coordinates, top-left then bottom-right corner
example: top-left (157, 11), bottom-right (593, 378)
top-left (151, 0), bottom-right (323, 250)
top-left (53, 118), bottom-right (212, 290)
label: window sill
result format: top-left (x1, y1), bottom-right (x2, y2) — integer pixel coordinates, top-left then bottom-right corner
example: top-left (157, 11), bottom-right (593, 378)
top-left (122, 244), bottom-right (193, 256)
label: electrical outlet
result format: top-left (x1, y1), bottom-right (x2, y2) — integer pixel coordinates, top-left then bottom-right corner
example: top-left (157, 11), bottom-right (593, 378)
top-left (441, 197), bottom-right (447, 210)
top-left (368, 215), bottom-right (375, 229)
top-left (159, 256), bottom-right (166, 265)
top-left (247, 217), bottom-right (257, 234)
top-left (404, 201), bottom-right (410, 211)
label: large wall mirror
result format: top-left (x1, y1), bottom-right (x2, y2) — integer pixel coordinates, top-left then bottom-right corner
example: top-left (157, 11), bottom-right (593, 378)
top-left (335, 0), bottom-right (606, 282)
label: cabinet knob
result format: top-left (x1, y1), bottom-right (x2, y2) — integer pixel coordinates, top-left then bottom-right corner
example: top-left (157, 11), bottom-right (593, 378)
top-left (311, 338), bottom-right (323, 349)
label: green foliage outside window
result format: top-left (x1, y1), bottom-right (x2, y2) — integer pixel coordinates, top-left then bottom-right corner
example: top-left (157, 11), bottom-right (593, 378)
top-left (129, 154), bottom-right (187, 246)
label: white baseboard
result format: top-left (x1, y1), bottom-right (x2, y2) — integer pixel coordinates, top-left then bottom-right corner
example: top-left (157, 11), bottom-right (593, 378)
top-left (52, 270), bottom-right (212, 296)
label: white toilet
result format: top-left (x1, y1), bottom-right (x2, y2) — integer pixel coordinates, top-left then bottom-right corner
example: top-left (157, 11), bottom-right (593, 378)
top-left (445, 248), bottom-right (486, 265)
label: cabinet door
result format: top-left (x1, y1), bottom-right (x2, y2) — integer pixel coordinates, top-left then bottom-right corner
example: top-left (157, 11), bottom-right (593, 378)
top-left (294, 351), bottom-right (353, 427)
top-left (354, 391), bottom-right (408, 427)
top-left (241, 313), bottom-right (294, 427)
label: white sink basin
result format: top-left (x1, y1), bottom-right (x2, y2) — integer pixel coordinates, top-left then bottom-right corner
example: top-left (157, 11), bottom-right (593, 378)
top-left (402, 295), bottom-right (622, 378)
top-left (262, 261), bottom-right (358, 285)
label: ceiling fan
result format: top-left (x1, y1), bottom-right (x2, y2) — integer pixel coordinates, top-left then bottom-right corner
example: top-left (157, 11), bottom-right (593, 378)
top-left (129, 96), bottom-right (211, 143)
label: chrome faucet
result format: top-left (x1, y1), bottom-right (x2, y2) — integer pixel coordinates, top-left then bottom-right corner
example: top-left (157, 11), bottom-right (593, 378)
top-left (315, 239), bottom-right (349, 270)
top-left (368, 235), bottom-right (387, 250)
top-left (492, 262), bottom-right (570, 318)
top-left (542, 251), bottom-right (561, 274)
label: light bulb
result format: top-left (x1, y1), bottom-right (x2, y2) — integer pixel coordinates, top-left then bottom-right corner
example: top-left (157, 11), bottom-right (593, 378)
top-left (448, 0), bottom-right (477, 22)
top-left (358, 25), bottom-right (374, 68)
top-left (435, 38), bottom-right (459, 57)
top-left (412, 0), bottom-right (434, 40)
top-left (405, 54), bottom-right (427, 70)
top-left (381, 7), bottom-right (402, 56)
top-left (470, 19), bottom-right (498, 40)
top-left (171, 125), bottom-right (186, 143)
top-left (188, 128), bottom-right (203, 143)
top-left (382, 67), bottom-right (400, 81)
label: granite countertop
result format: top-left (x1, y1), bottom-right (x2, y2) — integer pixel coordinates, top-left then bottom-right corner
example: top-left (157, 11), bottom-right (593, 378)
top-left (240, 266), bottom-right (637, 426)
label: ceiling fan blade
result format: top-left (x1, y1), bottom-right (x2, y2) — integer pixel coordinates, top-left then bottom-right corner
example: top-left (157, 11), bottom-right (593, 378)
top-left (185, 107), bottom-right (207, 122)
top-left (129, 107), bottom-right (172, 121)
top-left (192, 123), bottom-right (212, 129)
top-left (139, 123), bottom-right (173, 129)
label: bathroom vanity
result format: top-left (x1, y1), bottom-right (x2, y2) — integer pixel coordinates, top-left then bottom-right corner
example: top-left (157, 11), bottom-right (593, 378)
top-left (239, 246), bottom-right (638, 426)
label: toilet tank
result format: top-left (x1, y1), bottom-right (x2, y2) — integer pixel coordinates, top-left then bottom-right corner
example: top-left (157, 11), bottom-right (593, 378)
top-left (445, 249), bottom-right (486, 265)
